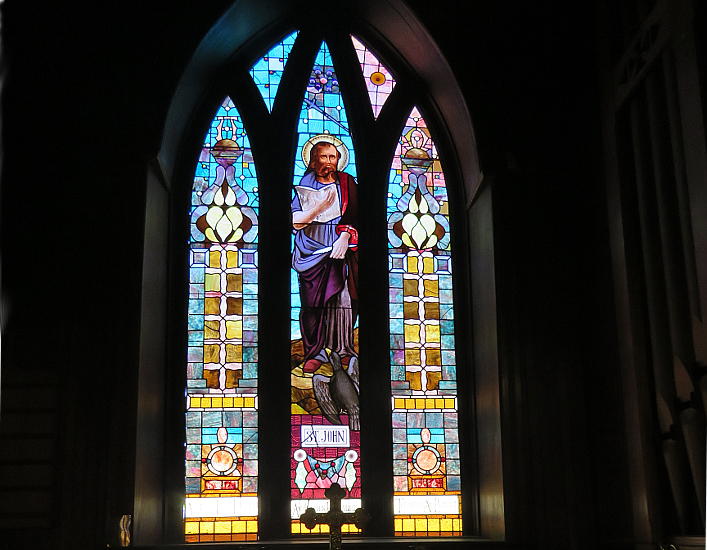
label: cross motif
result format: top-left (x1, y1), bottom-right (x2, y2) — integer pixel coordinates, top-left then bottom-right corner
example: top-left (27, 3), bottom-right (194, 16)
top-left (299, 482), bottom-right (369, 550)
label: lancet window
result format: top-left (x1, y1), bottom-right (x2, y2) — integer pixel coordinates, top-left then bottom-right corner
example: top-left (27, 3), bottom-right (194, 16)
top-left (182, 29), bottom-right (467, 543)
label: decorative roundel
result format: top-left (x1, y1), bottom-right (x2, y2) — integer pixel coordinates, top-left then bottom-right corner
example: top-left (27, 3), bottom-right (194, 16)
top-left (412, 445), bottom-right (441, 475)
top-left (345, 449), bottom-right (358, 463)
top-left (301, 133), bottom-right (349, 172)
top-left (293, 449), bottom-right (307, 462)
top-left (370, 71), bottom-right (386, 86)
top-left (206, 445), bottom-right (239, 475)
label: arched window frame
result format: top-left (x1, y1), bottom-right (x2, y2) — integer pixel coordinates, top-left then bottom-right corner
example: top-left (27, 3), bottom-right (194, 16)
top-left (135, 0), bottom-right (502, 544)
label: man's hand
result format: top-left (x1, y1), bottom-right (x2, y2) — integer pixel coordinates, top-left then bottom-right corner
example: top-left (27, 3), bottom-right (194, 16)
top-left (293, 185), bottom-right (338, 228)
top-left (330, 231), bottom-right (350, 259)
top-left (314, 185), bottom-right (337, 216)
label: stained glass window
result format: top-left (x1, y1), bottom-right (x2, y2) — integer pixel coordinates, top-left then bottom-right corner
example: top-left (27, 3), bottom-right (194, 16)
top-left (183, 30), bottom-right (469, 543)
top-left (289, 41), bottom-right (362, 536)
top-left (351, 35), bottom-right (397, 119)
top-left (387, 107), bottom-right (462, 537)
top-left (185, 97), bottom-right (260, 542)
top-left (250, 31), bottom-right (299, 112)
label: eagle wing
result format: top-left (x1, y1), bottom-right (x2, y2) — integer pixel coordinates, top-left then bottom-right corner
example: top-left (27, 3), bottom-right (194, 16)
top-left (312, 374), bottom-right (342, 425)
top-left (347, 356), bottom-right (360, 392)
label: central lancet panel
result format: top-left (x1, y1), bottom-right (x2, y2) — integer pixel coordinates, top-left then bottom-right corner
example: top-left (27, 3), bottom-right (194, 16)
top-left (289, 41), bottom-right (362, 536)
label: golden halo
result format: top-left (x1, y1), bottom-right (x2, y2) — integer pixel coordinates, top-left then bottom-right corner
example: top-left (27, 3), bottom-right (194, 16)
top-left (301, 134), bottom-right (349, 172)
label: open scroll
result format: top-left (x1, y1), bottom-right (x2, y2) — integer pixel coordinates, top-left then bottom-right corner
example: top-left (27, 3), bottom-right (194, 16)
top-left (294, 184), bottom-right (341, 223)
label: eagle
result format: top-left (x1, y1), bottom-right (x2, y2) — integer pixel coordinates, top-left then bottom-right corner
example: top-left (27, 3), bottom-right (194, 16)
top-left (312, 350), bottom-right (360, 431)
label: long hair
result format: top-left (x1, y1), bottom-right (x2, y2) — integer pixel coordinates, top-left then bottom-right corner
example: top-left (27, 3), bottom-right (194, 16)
top-left (306, 141), bottom-right (341, 174)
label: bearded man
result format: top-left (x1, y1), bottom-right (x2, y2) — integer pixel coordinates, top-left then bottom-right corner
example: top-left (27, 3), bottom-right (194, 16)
top-left (291, 141), bottom-right (359, 373)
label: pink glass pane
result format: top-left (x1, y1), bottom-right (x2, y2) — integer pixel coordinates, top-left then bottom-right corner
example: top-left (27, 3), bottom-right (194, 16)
top-left (351, 35), bottom-right (396, 119)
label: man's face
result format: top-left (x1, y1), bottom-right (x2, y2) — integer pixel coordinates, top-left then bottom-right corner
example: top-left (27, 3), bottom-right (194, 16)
top-left (312, 144), bottom-right (338, 179)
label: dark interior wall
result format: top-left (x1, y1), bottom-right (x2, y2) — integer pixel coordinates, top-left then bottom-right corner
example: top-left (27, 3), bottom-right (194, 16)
top-left (0, 1), bottom-right (672, 549)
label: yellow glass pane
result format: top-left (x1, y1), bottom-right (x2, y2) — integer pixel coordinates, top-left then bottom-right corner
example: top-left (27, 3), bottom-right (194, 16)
top-left (428, 517), bottom-right (440, 532)
top-left (424, 302), bottom-right (440, 319)
top-left (415, 398), bottom-right (425, 409)
top-left (204, 344), bottom-right (220, 363)
top-left (444, 398), bottom-right (455, 409)
top-left (425, 324), bottom-right (440, 342)
top-left (223, 397), bottom-right (234, 408)
top-left (440, 518), bottom-right (453, 531)
top-left (423, 279), bottom-right (438, 297)
top-left (415, 518), bottom-right (427, 532)
top-left (405, 371), bottom-right (422, 391)
top-left (233, 397), bottom-right (244, 408)
top-left (402, 518), bottom-right (415, 531)
top-left (200, 521), bottom-right (215, 534)
top-left (291, 522), bottom-right (301, 534)
top-left (244, 397), bottom-right (256, 407)
top-left (226, 320), bottom-right (242, 339)
top-left (227, 250), bottom-right (238, 268)
top-left (214, 521), bottom-right (231, 534)
top-left (407, 256), bottom-right (418, 273)
top-left (422, 256), bottom-right (434, 273)
top-left (205, 297), bottom-right (221, 315)
top-left (403, 278), bottom-right (419, 296)
top-left (394, 518), bottom-right (403, 532)
top-left (209, 250), bottom-right (221, 268)
top-left (226, 273), bottom-right (243, 292)
top-left (404, 301), bottom-right (419, 319)
top-left (204, 320), bottom-right (220, 339)
top-left (205, 273), bottom-right (221, 292)
top-left (231, 520), bottom-right (246, 533)
top-left (435, 398), bottom-right (445, 408)
top-left (226, 344), bottom-right (243, 362)
top-left (246, 520), bottom-right (258, 533)
top-left (404, 324), bottom-right (420, 342)
top-left (405, 398), bottom-right (415, 409)
top-left (426, 371), bottom-right (442, 390)
top-left (426, 349), bottom-right (441, 365)
top-left (190, 397), bottom-right (201, 408)
top-left (212, 397), bottom-right (223, 408)
top-left (226, 296), bottom-right (242, 315)
top-left (201, 397), bottom-right (212, 408)
top-left (225, 369), bottom-right (242, 388)
top-left (425, 398), bottom-right (435, 408)
top-left (452, 518), bottom-right (462, 531)
top-left (394, 398), bottom-right (405, 409)
top-left (405, 349), bottom-right (421, 365)
top-left (185, 521), bottom-right (199, 535)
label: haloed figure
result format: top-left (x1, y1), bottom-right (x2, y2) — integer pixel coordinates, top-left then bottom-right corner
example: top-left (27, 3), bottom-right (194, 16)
top-left (292, 141), bottom-right (359, 373)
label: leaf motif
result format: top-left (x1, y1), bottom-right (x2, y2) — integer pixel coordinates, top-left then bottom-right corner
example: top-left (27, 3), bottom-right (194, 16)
top-left (206, 206), bottom-right (223, 228)
top-left (402, 213), bottom-right (418, 235)
top-left (408, 195), bottom-right (419, 214)
top-left (411, 223), bottom-right (427, 248)
top-left (420, 214), bottom-right (436, 235)
top-left (225, 206), bottom-right (243, 229)
top-left (215, 216), bottom-right (233, 241)
top-left (418, 194), bottom-right (429, 214)
top-left (224, 186), bottom-right (237, 206)
top-left (229, 227), bottom-right (244, 242)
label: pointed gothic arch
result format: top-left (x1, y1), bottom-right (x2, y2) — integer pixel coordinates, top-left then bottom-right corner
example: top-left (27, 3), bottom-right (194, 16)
top-left (136, 0), bottom-right (502, 544)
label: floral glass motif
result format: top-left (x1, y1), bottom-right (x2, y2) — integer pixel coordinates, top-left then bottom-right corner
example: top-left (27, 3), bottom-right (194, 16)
top-left (250, 31), bottom-right (299, 112)
top-left (290, 41), bottom-right (362, 536)
top-left (185, 97), bottom-right (260, 542)
top-left (388, 107), bottom-right (462, 537)
top-left (351, 35), bottom-right (396, 119)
